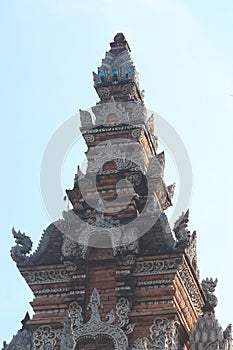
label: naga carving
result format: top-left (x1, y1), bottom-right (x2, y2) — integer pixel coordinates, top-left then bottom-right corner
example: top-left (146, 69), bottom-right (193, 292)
top-left (173, 210), bottom-right (191, 249)
top-left (10, 227), bottom-right (32, 265)
top-left (201, 277), bottom-right (218, 311)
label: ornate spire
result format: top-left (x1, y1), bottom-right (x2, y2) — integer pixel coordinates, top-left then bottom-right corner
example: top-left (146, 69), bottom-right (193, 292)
top-left (190, 279), bottom-right (233, 350)
top-left (93, 33), bottom-right (144, 103)
top-left (109, 32), bottom-right (131, 54)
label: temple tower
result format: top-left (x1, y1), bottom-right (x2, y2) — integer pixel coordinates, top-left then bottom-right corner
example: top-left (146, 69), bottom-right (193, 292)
top-left (4, 33), bottom-right (232, 350)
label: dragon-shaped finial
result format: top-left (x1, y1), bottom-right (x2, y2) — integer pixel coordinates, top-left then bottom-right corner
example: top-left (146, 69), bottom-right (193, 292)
top-left (201, 277), bottom-right (218, 312)
top-left (173, 209), bottom-right (191, 249)
top-left (10, 228), bottom-right (32, 265)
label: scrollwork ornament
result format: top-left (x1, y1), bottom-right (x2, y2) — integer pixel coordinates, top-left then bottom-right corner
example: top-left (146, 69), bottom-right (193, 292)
top-left (83, 134), bottom-right (95, 144)
top-left (33, 325), bottom-right (57, 349)
top-left (149, 317), bottom-right (179, 350)
top-left (122, 83), bottom-right (135, 95)
top-left (116, 297), bottom-right (135, 334)
top-left (62, 236), bottom-right (82, 257)
top-left (97, 87), bottom-right (110, 99)
top-left (70, 289), bottom-right (128, 350)
top-left (131, 128), bottom-right (144, 139)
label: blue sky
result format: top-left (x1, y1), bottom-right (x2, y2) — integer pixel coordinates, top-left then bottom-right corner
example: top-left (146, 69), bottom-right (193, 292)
top-left (1, 0), bottom-right (233, 344)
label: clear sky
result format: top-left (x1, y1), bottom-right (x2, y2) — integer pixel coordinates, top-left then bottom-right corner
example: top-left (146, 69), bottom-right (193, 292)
top-left (1, 0), bottom-right (233, 344)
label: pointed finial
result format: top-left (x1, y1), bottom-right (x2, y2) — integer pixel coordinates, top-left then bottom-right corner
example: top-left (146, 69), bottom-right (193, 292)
top-left (110, 33), bottom-right (131, 54)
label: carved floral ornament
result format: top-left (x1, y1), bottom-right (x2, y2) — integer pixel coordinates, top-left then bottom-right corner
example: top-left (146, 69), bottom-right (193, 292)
top-left (80, 99), bottom-right (147, 129)
top-left (3, 291), bottom-right (132, 350)
top-left (31, 292), bottom-right (180, 350)
top-left (60, 211), bottom-right (139, 257)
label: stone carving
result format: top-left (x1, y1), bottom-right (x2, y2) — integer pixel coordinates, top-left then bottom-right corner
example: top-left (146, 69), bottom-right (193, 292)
top-left (149, 335), bottom-right (168, 350)
top-left (145, 153), bottom-right (174, 210)
top-left (131, 146), bottom-right (148, 172)
top-left (61, 208), bottom-right (139, 258)
top-left (10, 228), bottom-right (32, 265)
top-left (63, 260), bottom-right (77, 271)
top-left (87, 140), bottom-right (126, 173)
top-left (130, 103), bottom-right (147, 124)
top-left (167, 183), bottom-right (175, 200)
top-left (93, 35), bottom-right (138, 87)
top-left (2, 329), bottom-right (32, 350)
top-left (106, 309), bottom-right (115, 324)
top-left (59, 316), bottom-right (74, 350)
top-left (173, 210), bottom-right (191, 249)
top-left (92, 97), bottom-right (129, 125)
top-left (128, 317), bottom-right (179, 350)
top-left (147, 152), bottom-right (165, 179)
top-left (131, 128), bottom-right (144, 139)
top-left (133, 258), bottom-right (182, 276)
top-left (68, 301), bottom-right (83, 329)
top-left (116, 297), bottom-right (135, 334)
top-left (62, 236), bottom-right (83, 258)
top-left (113, 228), bottom-right (139, 256)
top-left (202, 277), bottom-right (218, 311)
top-left (149, 317), bottom-right (179, 350)
top-left (178, 261), bottom-right (203, 314)
top-left (127, 172), bottom-right (143, 186)
top-left (121, 254), bottom-right (136, 266)
top-left (121, 82), bottom-right (136, 96)
top-left (189, 314), bottom-right (233, 350)
top-left (22, 267), bottom-right (71, 285)
top-left (146, 114), bottom-right (155, 135)
top-left (70, 288), bottom-right (129, 350)
top-left (185, 230), bottom-right (198, 275)
top-left (33, 325), bottom-right (57, 349)
top-left (223, 324), bottom-right (233, 350)
top-left (97, 87), bottom-right (110, 99)
top-left (86, 138), bottom-right (147, 174)
top-left (83, 134), bottom-right (95, 144)
top-left (79, 109), bottom-right (93, 128)
top-left (131, 338), bottom-right (149, 350)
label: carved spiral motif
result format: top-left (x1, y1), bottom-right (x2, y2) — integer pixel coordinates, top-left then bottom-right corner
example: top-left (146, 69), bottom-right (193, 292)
top-left (121, 83), bottom-right (135, 95)
top-left (84, 134), bottom-right (95, 144)
top-left (131, 128), bottom-right (144, 139)
top-left (97, 87), bottom-right (110, 99)
top-left (33, 325), bottom-right (57, 349)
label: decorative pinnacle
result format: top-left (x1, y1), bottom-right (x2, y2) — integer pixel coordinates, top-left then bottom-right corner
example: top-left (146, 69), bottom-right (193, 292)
top-left (87, 288), bottom-right (102, 320)
top-left (202, 277), bottom-right (218, 312)
top-left (110, 33), bottom-right (131, 54)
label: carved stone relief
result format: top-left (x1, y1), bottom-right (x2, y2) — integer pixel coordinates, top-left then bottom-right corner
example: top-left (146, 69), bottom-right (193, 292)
top-left (178, 261), bottom-right (203, 314)
top-left (33, 325), bottom-right (58, 349)
top-left (133, 258), bottom-right (182, 276)
top-left (116, 298), bottom-right (135, 334)
top-left (189, 314), bottom-right (233, 350)
top-left (22, 267), bottom-right (71, 285)
top-left (10, 228), bottom-right (32, 265)
top-left (69, 289), bottom-right (129, 350)
top-left (93, 46), bottom-right (138, 87)
top-left (149, 317), bottom-right (179, 350)
top-left (2, 329), bottom-right (32, 350)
